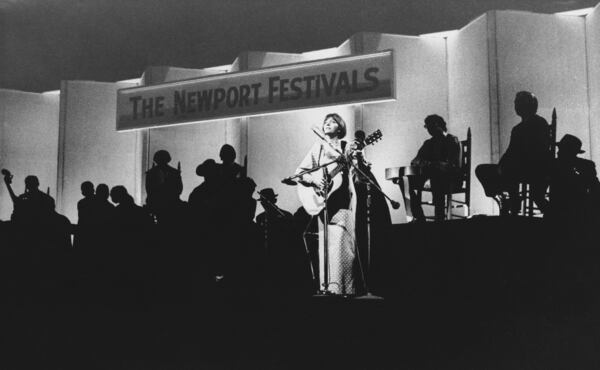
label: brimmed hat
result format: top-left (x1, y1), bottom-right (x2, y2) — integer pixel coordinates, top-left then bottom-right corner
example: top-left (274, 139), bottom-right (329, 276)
top-left (258, 188), bottom-right (278, 201)
top-left (196, 159), bottom-right (217, 176)
top-left (557, 134), bottom-right (585, 154)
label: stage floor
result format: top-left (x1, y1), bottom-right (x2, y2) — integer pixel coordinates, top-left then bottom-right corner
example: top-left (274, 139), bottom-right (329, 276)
top-left (1, 216), bottom-right (599, 369)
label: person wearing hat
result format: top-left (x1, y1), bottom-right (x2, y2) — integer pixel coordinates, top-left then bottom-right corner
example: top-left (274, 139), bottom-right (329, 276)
top-left (256, 188), bottom-right (293, 226)
top-left (188, 159), bottom-right (219, 214)
top-left (145, 149), bottom-right (183, 224)
top-left (547, 134), bottom-right (600, 224)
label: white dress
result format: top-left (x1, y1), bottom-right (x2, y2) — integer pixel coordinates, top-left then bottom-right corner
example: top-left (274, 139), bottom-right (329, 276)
top-left (296, 140), bottom-right (358, 295)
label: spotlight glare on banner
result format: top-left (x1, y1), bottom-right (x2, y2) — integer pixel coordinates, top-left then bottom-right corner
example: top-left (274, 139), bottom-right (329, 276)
top-left (555, 8), bottom-right (594, 16)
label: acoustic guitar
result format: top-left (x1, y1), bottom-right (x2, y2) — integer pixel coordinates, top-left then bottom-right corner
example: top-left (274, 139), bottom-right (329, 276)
top-left (298, 130), bottom-right (382, 215)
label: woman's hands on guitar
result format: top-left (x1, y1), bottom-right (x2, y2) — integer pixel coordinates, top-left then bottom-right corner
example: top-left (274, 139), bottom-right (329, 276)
top-left (298, 176), bottom-right (330, 196)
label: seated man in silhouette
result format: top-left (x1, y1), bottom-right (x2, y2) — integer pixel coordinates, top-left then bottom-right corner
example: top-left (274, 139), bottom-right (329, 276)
top-left (476, 91), bottom-right (552, 215)
top-left (406, 114), bottom-right (461, 222)
top-left (145, 150), bottom-right (183, 224)
top-left (547, 134), bottom-right (600, 224)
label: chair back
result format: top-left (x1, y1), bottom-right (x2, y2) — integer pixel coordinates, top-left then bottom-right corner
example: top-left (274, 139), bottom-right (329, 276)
top-left (455, 128), bottom-right (472, 196)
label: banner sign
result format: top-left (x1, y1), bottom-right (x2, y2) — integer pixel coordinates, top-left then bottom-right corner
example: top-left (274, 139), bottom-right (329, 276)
top-left (116, 50), bottom-right (395, 131)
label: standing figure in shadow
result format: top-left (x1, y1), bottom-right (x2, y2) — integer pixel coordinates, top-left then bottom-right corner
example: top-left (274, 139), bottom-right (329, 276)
top-left (295, 113), bottom-right (359, 296)
top-left (94, 183), bottom-right (115, 227)
top-left (476, 91), bottom-right (552, 215)
top-left (218, 144), bottom-right (243, 183)
top-left (547, 134), bottom-right (600, 228)
top-left (74, 181), bottom-right (95, 248)
top-left (256, 189), bottom-right (291, 259)
top-left (256, 188), bottom-right (304, 293)
top-left (189, 159), bottom-right (224, 280)
top-left (111, 185), bottom-right (153, 230)
top-left (404, 114), bottom-right (461, 223)
top-left (145, 150), bottom-right (183, 225)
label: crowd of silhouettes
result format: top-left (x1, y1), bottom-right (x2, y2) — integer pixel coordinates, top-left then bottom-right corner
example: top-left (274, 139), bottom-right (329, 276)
top-left (0, 144), bottom-right (314, 304)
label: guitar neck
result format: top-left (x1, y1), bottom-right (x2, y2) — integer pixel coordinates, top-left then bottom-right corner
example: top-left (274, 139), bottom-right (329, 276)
top-left (3, 181), bottom-right (18, 204)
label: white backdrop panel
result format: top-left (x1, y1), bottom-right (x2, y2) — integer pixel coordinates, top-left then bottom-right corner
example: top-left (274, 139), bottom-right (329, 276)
top-left (0, 90), bottom-right (59, 221)
top-left (586, 5), bottom-right (600, 164)
top-left (495, 11), bottom-right (589, 156)
top-left (448, 14), bottom-right (496, 215)
top-left (360, 33), bottom-right (448, 223)
top-left (59, 81), bottom-right (138, 223)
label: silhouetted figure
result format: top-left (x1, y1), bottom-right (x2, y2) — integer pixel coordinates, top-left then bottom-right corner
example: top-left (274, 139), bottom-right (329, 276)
top-left (110, 185), bottom-right (152, 229)
top-left (404, 114), bottom-right (461, 222)
top-left (547, 134), bottom-right (600, 226)
top-left (256, 188), bottom-right (293, 250)
top-left (218, 144), bottom-right (243, 184)
top-left (217, 144), bottom-right (244, 225)
top-left (188, 159), bottom-right (220, 222)
top-left (234, 177), bottom-right (258, 225)
top-left (145, 150), bottom-right (183, 224)
top-left (94, 183), bottom-right (115, 226)
top-left (256, 188), bottom-right (296, 292)
top-left (74, 181), bottom-right (95, 248)
top-left (4, 174), bottom-right (54, 225)
top-left (189, 159), bottom-right (225, 280)
top-left (476, 91), bottom-right (552, 215)
top-left (48, 198), bottom-right (73, 250)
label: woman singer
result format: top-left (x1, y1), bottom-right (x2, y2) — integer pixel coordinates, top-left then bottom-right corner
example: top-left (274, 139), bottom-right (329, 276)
top-left (295, 113), bottom-right (360, 296)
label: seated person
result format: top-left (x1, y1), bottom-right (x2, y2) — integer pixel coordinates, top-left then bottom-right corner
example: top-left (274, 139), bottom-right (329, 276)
top-left (406, 114), bottom-right (461, 222)
top-left (476, 91), bottom-right (552, 215)
top-left (547, 134), bottom-right (600, 224)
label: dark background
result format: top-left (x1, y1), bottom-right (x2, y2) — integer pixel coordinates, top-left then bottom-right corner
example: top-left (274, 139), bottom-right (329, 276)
top-left (1, 0), bottom-right (598, 92)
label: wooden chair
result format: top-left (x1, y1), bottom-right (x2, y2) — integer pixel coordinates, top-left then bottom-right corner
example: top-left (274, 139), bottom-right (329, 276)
top-left (519, 108), bottom-right (557, 217)
top-left (421, 128), bottom-right (472, 220)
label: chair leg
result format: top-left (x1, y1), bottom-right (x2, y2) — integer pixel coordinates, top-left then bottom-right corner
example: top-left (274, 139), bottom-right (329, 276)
top-left (446, 194), bottom-right (452, 220)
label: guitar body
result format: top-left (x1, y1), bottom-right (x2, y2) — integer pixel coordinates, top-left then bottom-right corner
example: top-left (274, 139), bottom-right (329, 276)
top-left (297, 172), bottom-right (343, 216)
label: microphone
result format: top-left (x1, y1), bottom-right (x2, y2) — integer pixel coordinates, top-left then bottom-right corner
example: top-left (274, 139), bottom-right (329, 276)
top-left (312, 127), bottom-right (327, 141)
top-left (281, 177), bottom-right (297, 186)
